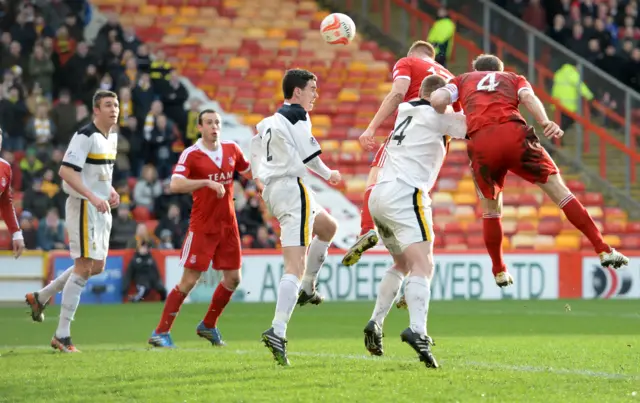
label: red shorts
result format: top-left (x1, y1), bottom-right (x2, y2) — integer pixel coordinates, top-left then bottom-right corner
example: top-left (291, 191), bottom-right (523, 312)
top-left (370, 134), bottom-right (392, 168)
top-left (466, 121), bottom-right (559, 200)
top-left (179, 229), bottom-right (241, 272)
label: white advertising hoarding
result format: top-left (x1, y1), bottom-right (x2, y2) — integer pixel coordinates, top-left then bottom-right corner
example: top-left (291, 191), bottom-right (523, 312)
top-left (582, 257), bottom-right (640, 299)
top-left (164, 253), bottom-right (559, 303)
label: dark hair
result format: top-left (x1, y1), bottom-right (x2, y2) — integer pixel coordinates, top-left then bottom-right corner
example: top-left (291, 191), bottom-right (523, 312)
top-left (408, 40), bottom-right (436, 58)
top-left (282, 69), bottom-right (317, 99)
top-left (472, 54), bottom-right (504, 72)
top-left (420, 75), bottom-right (446, 98)
top-left (198, 109), bottom-right (218, 125)
top-left (93, 89), bottom-right (118, 108)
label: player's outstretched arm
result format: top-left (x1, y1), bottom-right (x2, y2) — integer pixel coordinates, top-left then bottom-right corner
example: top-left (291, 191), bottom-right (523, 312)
top-left (519, 89), bottom-right (563, 139)
top-left (306, 156), bottom-right (341, 185)
top-left (360, 79), bottom-right (410, 150)
top-left (0, 171), bottom-right (24, 258)
top-left (431, 88), bottom-right (452, 114)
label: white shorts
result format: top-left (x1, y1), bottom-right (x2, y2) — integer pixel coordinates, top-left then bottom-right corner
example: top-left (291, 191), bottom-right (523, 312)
top-left (262, 177), bottom-right (319, 248)
top-left (65, 196), bottom-right (112, 260)
top-left (368, 180), bottom-right (434, 255)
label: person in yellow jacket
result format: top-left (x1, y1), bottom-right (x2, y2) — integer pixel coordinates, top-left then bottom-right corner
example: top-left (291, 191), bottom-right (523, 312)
top-left (427, 8), bottom-right (456, 67)
top-left (551, 63), bottom-right (594, 131)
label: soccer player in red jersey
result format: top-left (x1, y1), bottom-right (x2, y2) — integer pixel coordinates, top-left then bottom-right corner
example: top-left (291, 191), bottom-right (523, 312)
top-left (431, 54), bottom-right (629, 287)
top-left (0, 130), bottom-right (24, 259)
top-left (149, 109), bottom-right (254, 348)
top-left (342, 40), bottom-right (458, 267)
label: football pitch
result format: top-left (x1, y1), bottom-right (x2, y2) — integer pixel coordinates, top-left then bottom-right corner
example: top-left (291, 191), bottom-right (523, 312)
top-left (1, 300), bottom-right (639, 403)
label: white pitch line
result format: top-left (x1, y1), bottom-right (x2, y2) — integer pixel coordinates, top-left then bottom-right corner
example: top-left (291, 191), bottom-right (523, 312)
top-left (1, 344), bottom-right (637, 381)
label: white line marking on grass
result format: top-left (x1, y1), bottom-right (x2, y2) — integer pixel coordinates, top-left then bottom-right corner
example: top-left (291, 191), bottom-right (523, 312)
top-left (2, 344), bottom-right (637, 381)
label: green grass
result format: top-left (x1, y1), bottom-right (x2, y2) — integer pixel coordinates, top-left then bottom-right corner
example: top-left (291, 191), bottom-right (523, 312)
top-left (1, 300), bottom-right (639, 402)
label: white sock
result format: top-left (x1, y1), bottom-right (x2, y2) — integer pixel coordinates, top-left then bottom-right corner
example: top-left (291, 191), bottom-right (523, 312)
top-left (301, 237), bottom-right (330, 293)
top-left (55, 273), bottom-right (87, 339)
top-left (38, 266), bottom-right (74, 304)
top-left (405, 276), bottom-right (431, 336)
top-left (272, 274), bottom-right (301, 338)
top-left (370, 267), bottom-right (404, 326)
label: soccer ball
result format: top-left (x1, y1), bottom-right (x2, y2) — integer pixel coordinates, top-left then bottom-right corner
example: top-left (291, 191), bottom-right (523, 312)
top-left (320, 13), bottom-right (356, 45)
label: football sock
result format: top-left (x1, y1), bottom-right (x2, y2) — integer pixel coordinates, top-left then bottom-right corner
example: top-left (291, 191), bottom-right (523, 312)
top-left (360, 185), bottom-right (375, 236)
top-left (272, 274), bottom-right (301, 338)
top-left (370, 266), bottom-right (404, 326)
top-left (202, 282), bottom-right (234, 328)
top-left (55, 273), bottom-right (87, 339)
top-left (301, 237), bottom-right (330, 294)
top-left (38, 265), bottom-right (74, 304)
top-left (560, 195), bottom-right (611, 254)
top-left (482, 214), bottom-right (506, 275)
top-left (405, 275), bottom-right (430, 336)
top-left (155, 286), bottom-right (187, 333)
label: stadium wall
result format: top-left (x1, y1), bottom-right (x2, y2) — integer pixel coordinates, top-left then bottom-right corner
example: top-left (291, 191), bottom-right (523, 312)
top-left (0, 250), bottom-right (638, 303)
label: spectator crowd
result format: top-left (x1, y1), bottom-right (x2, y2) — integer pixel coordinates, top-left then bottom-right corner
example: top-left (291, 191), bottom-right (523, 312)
top-left (0, 0), bottom-right (277, 254)
top-left (496, 0), bottom-right (640, 92)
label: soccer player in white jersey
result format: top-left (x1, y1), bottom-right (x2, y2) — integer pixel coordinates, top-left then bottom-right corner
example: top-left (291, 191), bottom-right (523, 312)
top-left (363, 76), bottom-right (467, 368)
top-left (252, 69), bottom-right (341, 366)
top-left (25, 90), bottom-right (121, 352)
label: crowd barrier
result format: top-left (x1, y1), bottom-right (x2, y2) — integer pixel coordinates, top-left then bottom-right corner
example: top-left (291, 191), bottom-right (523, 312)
top-left (0, 249), bottom-right (638, 303)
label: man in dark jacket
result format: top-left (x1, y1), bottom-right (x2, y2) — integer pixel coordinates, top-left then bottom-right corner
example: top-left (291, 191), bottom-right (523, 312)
top-left (122, 241), bottom-right (166, 302)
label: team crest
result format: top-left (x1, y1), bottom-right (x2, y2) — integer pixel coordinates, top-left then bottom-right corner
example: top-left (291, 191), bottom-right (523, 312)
top-left (229, 157), bottom-right (234, 166)
top-left (190, 255), bottom-right (197, 264)
top-left (1, 178), bottom-right (5, 187)
top-left (310, 137), bottom-right (317, 145)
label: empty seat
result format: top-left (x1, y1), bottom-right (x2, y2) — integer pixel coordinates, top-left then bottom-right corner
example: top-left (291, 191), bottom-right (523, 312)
top-left (555, 234), bottom-right (580, 250)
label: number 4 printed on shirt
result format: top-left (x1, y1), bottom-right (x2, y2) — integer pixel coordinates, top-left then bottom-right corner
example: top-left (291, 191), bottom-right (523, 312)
top-left (476, 72), bottom-right (500, 92)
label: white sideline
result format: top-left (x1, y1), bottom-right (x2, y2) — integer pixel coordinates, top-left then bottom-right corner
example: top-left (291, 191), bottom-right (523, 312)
top-left (1, 344), bottom-right (637, 380)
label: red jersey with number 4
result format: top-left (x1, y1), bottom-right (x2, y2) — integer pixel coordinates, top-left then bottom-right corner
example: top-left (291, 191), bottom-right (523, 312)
top-left (444, 71), bottom-right (532, 136)
top-left (173, 139), bottom-right (250, 234)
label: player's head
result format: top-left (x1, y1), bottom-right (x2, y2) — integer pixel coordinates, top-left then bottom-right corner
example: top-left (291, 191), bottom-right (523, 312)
top-left (282, 69), bottom-right (318, 112)
top-left (92, 89), bottom-right (119, 129)
top-left (420, 75), bottom-right (447, 100)
top-left (407, 40), bottom-right (436, 59)
top-left (198, 109), bottom-right (221, 144)
top-left (472, 54), bottom-right (504, 72)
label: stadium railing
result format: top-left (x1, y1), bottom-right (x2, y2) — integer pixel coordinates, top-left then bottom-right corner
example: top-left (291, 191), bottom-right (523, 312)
top-left (338, 0), bottom-right (640, 199)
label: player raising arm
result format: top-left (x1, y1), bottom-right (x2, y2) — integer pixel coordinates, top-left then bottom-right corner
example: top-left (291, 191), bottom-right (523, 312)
top-left (431, 54), bottom-right (628, 288)
top-left (256, 69), bottom-right (341, 366)
top-left (364, 75), bottom-right (466, 368)
top-left (149, 109), bottom-right (252, 348)
top-left (342, 41), bottom-right (457, 267)
top-left (25, 90), bottom-right (121, 352)
top-left (0, 130), bottom-right (25, 259)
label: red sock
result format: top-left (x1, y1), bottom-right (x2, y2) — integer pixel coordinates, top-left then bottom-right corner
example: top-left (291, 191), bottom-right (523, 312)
top-left (155, 286), bottom-right (187, 333)
top-left (202, 283), bottom-right (234, 328)
top-left (560, 195), bottom-right (611, 254)
top-left (483, 214), bottom-right (506, 276)
top-left (360, 186), bottom-right (375, 236)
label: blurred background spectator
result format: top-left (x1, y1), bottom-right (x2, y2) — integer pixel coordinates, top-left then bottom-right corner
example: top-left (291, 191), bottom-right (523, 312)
top-left (0, 0), bottom-right (268, 253)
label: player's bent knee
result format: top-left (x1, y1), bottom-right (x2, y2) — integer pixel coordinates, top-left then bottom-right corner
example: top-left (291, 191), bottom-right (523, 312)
top-left (90, 259), bottom-right (106, 276)
top-left (313, 211), bottom-right (337, 241)
top-left (537, 174), bottom-right (571, 204)
top-left (73, 257), bottom-right (95, 279)
top-left (221, 270), bottom-right (241, 290)
top-left (178, 268), bottom-right (202, 294)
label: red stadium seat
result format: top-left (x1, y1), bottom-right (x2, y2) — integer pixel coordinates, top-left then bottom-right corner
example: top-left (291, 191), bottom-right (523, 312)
top-left (580, 192), bottom-right (604, 207)
top-left (538, 219), bottom-right (562, 236)
top-left (132, 206), bottom-right (151, 222)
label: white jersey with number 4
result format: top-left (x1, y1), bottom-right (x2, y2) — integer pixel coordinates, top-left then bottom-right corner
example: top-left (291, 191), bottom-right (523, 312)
top-left (377, 99), bottom-right (467, 194)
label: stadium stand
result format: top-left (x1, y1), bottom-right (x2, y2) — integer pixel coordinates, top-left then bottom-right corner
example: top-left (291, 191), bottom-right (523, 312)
top-left (2, 0), bottom-right (640, 253)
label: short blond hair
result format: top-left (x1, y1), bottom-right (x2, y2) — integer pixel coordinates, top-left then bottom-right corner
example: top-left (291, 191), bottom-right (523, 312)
top-left (420, 75), bottom-right (446, 98)
top-left (408, 40), bottom-right (436, 58)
